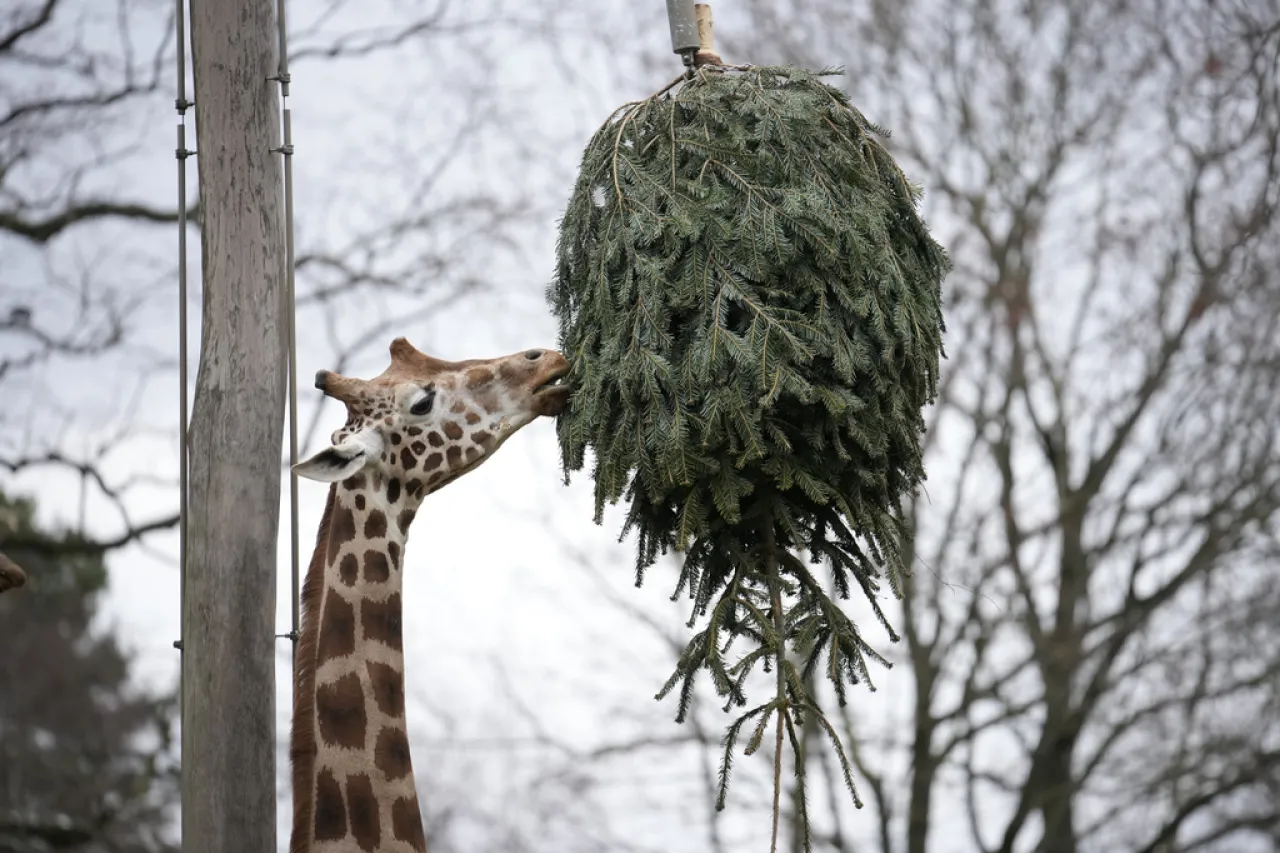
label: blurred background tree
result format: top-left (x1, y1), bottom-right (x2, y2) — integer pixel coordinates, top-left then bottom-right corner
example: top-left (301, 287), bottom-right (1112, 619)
top-left (0, 491), bottom-right (178, 853)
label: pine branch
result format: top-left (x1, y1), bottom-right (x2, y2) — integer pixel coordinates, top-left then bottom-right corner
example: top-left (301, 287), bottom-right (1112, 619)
top-left (551, 64), bottom-right (948, 846)
top-left (765, 522), bottom-right (788, 853)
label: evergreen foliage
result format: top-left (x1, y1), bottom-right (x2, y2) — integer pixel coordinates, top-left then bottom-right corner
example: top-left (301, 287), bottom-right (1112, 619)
top-left (550, 65), bottom-right (947, 845)
top-left (0, 491), bottom-right (178, 853)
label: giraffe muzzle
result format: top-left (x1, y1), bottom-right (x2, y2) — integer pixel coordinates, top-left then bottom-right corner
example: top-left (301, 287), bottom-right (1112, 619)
top-left (531, 363), bottom-right (572, 416)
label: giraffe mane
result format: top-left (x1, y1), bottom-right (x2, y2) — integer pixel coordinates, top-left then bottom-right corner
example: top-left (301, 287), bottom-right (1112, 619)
top-left (289, 483), bottom-right (336, 853)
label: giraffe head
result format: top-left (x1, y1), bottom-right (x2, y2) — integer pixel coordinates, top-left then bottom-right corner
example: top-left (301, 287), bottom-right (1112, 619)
top-left (0, 551), bottom-right (26, 594)
top-left (293, 336), bottom-right (569, 500)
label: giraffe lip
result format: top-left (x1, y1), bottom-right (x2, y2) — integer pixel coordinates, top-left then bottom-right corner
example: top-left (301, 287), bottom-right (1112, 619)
top-left (531, 366), bottom-right (571, 417)
top-left (531, 366), bottom-right (570, 395)
top-left (533, 377), bottom-right (567, 393)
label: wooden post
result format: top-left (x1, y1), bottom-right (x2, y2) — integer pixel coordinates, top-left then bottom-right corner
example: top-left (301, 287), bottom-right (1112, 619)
top-left (693, 4), bottom-right (723, 67)
top-left (184, 0), bottom-right (286, 849)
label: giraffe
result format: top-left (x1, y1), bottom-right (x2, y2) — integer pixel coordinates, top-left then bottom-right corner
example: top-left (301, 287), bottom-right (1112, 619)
top-left (288, 336), bottom-right (570, 853)
top-left (0, 551), bottom-right (25, 594)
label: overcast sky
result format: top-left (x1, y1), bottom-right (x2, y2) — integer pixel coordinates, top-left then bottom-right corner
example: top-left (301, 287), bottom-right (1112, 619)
top-left (7, 2), bottom-right (1274, 852)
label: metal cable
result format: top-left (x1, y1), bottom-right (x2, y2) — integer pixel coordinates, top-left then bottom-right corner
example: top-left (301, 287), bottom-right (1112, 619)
top-left (269, 0), bottom-right (301, 659)
top-left (172, 0), bottom-right (193, 811)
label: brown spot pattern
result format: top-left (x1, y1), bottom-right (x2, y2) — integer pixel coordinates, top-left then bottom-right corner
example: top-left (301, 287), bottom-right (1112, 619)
top-left (410, 441), bottom-right (426, 455)
top-left (400, 448), bottom-right (416, 470)
top-left (446, 446), bottom-right (462, 466)
top-left (464, 411), bottom-right (482, 425)
top-left (390, 432), bottom-right (402, 445)
top-left (427, 432), bottom-right (444, 448)
top-left (339, 553), bottom-right (360, 586)
top-left (363, 594), bottom-right (403, 650)
top-left (315, 673), bottom-right (366, 748)
top-left (375, 727), bottom-right (413, 781)
top-left (388, 541), bottom-right (400, 570)
top-left (471, 430), bottom-right (492, 445)
top-left (354, 493), bottom-right (366, 511)
top-left (405, 480), bottom-right (424, 498)
top-left (449, 401), bottom-right (466, 414)
top-left (327, 504), bottom-right (355, 564)
top-left (467, 367), bottom-right (495, 384)
top-left (391, 797), bottom-right (427, 851)
top-left (313, 769), bottom-right (347, 840)
top-left (364, 510), bottom-right (387, 539)
top-left (367, 661), bottom-right (404, 716)
top-left (397, 509), bottom-right (416, 533)
top-left (422, 453), bottom-right (443, 471)
top-left (406, 427), bottom-right (422, 437)
top-left (346, 773), bottom-right (381, 850)
top-left (317, 592), bottom-right (356, 663)
top-left (386, 477), bottom-right (401, 504)
top-left (443, 421), bottom-right (464, 441)
top-left (363, 550), bottom-right (390, 583)
top-left (343, 474), bottom-right (366, 491)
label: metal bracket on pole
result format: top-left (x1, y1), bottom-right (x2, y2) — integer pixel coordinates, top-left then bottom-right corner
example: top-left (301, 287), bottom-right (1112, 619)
top-left (665, 0), bottom-right (700, 68)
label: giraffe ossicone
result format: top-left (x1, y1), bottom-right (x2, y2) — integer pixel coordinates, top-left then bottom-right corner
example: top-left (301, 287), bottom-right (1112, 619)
top-left (289, 336), bottom-right (569, 853)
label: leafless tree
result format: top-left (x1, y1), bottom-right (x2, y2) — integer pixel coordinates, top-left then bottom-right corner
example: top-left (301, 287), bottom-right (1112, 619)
top-left (1, 0), bottom-right (604, 847)
top-left (12, 1), bottom-right (1278, 851)
top-left (466, 0), bottom-right (1280, 850)
top-left (0, 0), bottom-right (573, 554)
top-left (706, 1), bottom-right (1280, 851)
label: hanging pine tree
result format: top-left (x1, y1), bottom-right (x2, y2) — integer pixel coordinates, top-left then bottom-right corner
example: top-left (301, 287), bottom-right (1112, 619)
top-left (549, 63), bottom-right (947, 846)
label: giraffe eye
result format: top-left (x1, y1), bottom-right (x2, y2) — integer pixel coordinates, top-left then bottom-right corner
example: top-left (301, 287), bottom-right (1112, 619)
top-left (409, 386), bottom-right (435, 416)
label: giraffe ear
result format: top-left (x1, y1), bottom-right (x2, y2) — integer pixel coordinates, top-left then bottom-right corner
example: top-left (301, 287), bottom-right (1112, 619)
top-left (293, 429), bottom-right (383, 482)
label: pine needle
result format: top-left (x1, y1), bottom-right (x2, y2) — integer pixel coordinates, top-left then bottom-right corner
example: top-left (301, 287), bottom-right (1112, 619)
top-left (549, 64), bottom-right (949, 845)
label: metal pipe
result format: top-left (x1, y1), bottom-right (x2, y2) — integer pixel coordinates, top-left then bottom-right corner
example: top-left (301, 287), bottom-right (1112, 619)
top-left (270, 0), bottom-right (300, 659)
top-left (274, 0), bottom-right (291, 96)
top-left (173, 0), bottom-right (192, 826)
top-left (665, 0), bottom-right (700, 60)
top-left (175, 0), bottom-right (188, 110)
top-left (282, 108), bottom-right (300, 657)
top-left (176, 125), bottom-right (190, 634)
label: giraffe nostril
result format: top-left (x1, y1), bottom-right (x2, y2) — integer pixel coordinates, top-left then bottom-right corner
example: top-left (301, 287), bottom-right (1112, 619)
top-left (524, 350), bottom-right (543, 361)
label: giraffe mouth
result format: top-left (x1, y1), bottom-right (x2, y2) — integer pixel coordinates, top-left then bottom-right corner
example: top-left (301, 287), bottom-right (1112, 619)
top-left (531, 364), bottom-right (570, 396)
top-left (531, 365), bottom-right (571, 416)
top-left (533, 375), bottom-right (567, 394)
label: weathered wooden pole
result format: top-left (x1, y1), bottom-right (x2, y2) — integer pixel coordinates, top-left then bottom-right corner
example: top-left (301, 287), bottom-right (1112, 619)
top-left (184, 0), bottom-right (286, 848)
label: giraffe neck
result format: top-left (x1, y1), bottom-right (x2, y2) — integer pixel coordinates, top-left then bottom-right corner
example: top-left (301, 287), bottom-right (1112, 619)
top-left (291, 481), bottom-right (426, 853)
